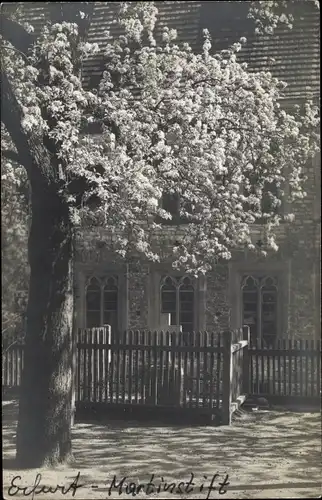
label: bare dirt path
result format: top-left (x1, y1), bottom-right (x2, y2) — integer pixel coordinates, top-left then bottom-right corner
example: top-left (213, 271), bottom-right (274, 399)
top-left (2, 401), bottom-right (321, 499)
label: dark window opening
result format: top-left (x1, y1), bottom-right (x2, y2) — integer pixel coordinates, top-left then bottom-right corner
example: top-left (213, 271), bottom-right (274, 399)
top-left (156, 192), bottom-right (193, 225)
top-left (242, 275), bottom-right (278, 346)
top-left (243, 179), bottom-right (282, 224)
top-left (161, 276), bottom-right (195, 334)
top-left (260, 181), bottom-right (281, 219)
top-left (161, 277), bottom-right (177, 326)
top-left (85, 276), bottom-right (118, 333)
top-left (86, 277), bottom-right (101, 328)
top-left (162, 192), bottom-right (180, 217)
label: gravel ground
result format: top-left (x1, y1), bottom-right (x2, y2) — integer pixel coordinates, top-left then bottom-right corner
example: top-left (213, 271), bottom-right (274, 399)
top-left (2, 401), bottom-right (321, 499)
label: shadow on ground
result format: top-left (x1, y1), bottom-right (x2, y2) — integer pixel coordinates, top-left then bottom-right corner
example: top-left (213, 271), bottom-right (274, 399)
top-left (2, 400), bottom-right (321, 499)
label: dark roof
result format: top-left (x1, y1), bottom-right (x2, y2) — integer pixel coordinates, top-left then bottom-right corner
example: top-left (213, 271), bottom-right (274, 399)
top-left (4, 1), bottom-right (320, 99)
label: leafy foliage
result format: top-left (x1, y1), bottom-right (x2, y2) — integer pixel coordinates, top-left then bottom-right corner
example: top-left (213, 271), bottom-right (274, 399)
top-left (1, 129), bottom-right (29, 345)
top-left (1, 1), bottom-right (320, 276)
top-left (249, 0), bottom-right (320, 34)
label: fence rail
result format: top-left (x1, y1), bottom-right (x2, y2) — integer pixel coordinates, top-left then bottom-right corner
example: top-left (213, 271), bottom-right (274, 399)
top-left (76, 329), bottom-right (227, 416)
top-left (2, 329), bottom-right (320, 424)
top-left (249, 338), bottom-right (321, 398)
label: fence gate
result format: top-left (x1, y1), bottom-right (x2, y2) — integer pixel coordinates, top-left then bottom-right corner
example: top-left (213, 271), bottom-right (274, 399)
top-left (222, 326), bottom-right (250, 424)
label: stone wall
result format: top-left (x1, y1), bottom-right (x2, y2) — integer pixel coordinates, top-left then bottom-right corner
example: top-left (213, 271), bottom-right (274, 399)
top-left (127, 264), bottom-right (149, 331)
top-left (283, 155), bottom-right (320, 338)
top-left (284, 153), bottom-right (320, 338)
top-left (206, 265), bottom-right (230, 332)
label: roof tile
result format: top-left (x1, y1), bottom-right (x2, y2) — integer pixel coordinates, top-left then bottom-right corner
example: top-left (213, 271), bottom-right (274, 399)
top-left (3, 1), bottom-right (320, 99)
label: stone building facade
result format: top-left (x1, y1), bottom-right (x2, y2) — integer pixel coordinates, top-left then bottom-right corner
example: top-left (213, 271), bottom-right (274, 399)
top-left (17, 2), bottom-right (321, 341)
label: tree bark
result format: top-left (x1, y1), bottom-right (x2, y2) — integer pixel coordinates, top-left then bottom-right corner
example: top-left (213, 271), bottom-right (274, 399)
top-left (1, 7), bottom-right (95, 469)
top-left (16, 180), bottom-right (75, 468)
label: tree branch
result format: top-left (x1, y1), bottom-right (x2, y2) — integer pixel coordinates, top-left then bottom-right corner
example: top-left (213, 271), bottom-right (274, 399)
top-left (1, 66), bottom-right (56, 186)
top-left (1, 7), bottom-right (96, 191)
top-left (0, 15), bottom-right (35, 55)
top-left (192, 77), bottom-right (221, 88)
top-left (1, 46), bottom-right (30, 63)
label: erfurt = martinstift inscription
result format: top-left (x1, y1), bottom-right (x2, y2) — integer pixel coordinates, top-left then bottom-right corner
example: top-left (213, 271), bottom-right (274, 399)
top-left (8, 472), bottom-right (230, 498)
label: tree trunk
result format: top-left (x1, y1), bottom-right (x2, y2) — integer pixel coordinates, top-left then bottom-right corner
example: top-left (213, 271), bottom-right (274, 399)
top-left (16, 182), bottom-right (75, 468)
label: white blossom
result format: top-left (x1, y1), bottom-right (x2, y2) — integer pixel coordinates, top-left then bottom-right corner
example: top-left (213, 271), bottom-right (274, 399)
top-left (1, 1), bottom-right (320, 274)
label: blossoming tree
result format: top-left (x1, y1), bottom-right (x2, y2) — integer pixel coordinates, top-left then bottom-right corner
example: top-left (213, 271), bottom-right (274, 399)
top-left (0, 1), bottom-right (319, 467)
top-left (1, 128), bottom-right (29, 347)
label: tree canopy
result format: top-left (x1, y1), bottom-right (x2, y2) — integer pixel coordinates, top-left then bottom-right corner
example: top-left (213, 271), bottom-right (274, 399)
top-left (1, 2), bottom-right (319, 275)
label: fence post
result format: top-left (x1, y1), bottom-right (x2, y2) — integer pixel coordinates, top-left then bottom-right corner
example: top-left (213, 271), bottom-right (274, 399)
top-left (242, 325), bottom-right (250, 396)
top-left (103, 325), bottom-right (112, 401)
top-left (101, 326), bottom-right (108, 401)
top-left (103, 325), bottom-right (111, 365)
top-left (222, 330), bottom-right (233, 425)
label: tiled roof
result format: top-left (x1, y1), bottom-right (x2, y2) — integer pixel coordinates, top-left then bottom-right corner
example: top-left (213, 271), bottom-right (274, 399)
top-left (207, 1), bottom-right (320, 100)
top-left (79, 1), bottom-right (204, 89)
top-left (3, 1), bottom-right (320, 99)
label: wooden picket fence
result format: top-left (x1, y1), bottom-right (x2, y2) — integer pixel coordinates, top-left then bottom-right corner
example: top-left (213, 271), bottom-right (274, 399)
top-left (2, 343), bottom-right (24, 390)
top-left (2, 329), bottom-right (321, 423)
top-left (76, 327), bottom-right (249, 424)
top-left (249, 338), bottom-right (321, 401)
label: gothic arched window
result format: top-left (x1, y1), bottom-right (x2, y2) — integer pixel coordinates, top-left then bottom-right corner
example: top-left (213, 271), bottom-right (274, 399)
top-left (241, 276), bottom-right (259, 344)
top-left (85, 276), bottom-right (118, 331)
top-left (261, 276), bottom-right (278, 344)
top-left (86, 277), bottom-right (101, 328)
top-left (179, 277), bottom-right (195, 333)
top-left (160, 276), bottom-right (177, 326)
top-left (161, 276), bottom-right (195, 332)
top-left (103, 277), bottom-right (118, 333)
top-left (241, 275), bottom-right (278, 344)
